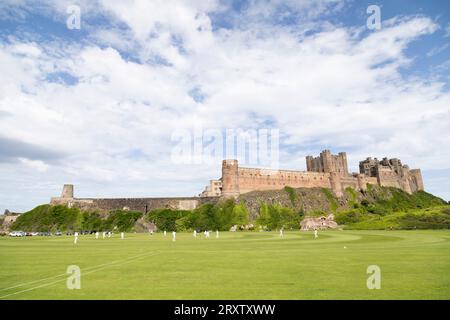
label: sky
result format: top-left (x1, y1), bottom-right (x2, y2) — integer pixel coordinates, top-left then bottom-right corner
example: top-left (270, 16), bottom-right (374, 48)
top-left (0, 0), bottom-right (449, 213)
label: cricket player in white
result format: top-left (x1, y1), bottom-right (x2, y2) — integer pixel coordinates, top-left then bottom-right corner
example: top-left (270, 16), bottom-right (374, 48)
top-left (314, 229), bottom-right (318, 239)
top-left (172, 231), bottom-right (176, 242)
top-left (95, 231), bottom-right (99, 239)
top-left (193, 230), bottom-right (197, 238)
top-left (280, 228), bottom-right (284, 238)
top-left (121, 232), bottom-right (124, 240)
top-left (216, 230), bottom-right (219, 238)
top-left (74, 231), bottom-right (78, 244)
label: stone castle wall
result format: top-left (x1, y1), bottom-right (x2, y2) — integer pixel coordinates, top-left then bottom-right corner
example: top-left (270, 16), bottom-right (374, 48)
top-left (220, 150), bottom-right (424, 198)
top-left (51, 194), bottom-right (218, 212)
top-left (237, 168), bottom-right (331, 194)
top-left (50, 150), bottom-right (425, 212)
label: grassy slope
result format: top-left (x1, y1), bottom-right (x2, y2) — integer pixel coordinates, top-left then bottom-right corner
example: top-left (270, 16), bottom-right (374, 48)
top-left (1, 230), bottom-right (449, 300)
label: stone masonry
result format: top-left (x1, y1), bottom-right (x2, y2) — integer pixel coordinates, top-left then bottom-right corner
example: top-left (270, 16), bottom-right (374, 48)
top-left (50, 150), bottom-right (424, 211)
top-left (205, 150), bottom-right (424, 198)
top-left (50, 187), bottom-right (217, 212)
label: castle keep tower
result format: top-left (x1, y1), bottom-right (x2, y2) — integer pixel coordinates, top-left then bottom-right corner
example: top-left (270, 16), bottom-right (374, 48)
top-left (305, 150), bottom-right (349, 196)
top-left (306, 150), bottom-right (349, 176)
top-left (221, 159), bottom-right (239, 198)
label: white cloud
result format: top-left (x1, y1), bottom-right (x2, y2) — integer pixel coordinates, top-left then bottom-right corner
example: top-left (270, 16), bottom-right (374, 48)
top-left (1, 1), bottom-right (450, 211)
top-left (18, 158), bottom-right (49, 172)
top-left (445, 24), bottom-right (450, 37)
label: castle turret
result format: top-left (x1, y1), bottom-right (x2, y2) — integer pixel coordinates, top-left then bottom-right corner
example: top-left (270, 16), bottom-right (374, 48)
top-left (306, 156), bottom-right (313, 171)
top-left (221, 159), bottom-right (239, 198)
top-left (61, 184), bottom-right (74, 199)
top-left (356, 174), bottom-right (367, 192)
top-left (321, 150), bottom-right (333, 173)
top-left (338, 152), bottom-right (349, 175)
top-left (409, 169), bottom-right (424, 192)
top-left (50, 184), bottom-right (74, 206)
top-left (329, 172), bottom-right (343, 197)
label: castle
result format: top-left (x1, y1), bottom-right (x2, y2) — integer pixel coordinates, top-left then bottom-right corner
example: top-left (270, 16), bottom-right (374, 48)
top-left (51, 150), bottom-right (424, 212)
top-left (200, 150), bottom-right (424, 198)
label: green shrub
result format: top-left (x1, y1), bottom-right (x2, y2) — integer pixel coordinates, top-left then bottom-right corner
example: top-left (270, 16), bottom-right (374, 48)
top-left (81, 211), bottom-right (103, 231)
top-left (335, 210), bottom-right (365, 225)
top-left (103, 210), bottom-right (143, 232)
top-left (147, 209), bottom-right (188, 232)
top-left (284, 186), bottom-right (297, 205)
top-left (396, 212), bottom-right (450, 229)
top-left (257, 203), bottom-right (302, 229)
top-left (145, 200), bottom-right (250, 232)
top-left (12, 205), bottom-right (82, 232)
top-left (12, 205), bottom-right (146, 232)
top-left (321, 188), bottom-right (338, 212)
top-left (366, 204), bottom-right (389, 216)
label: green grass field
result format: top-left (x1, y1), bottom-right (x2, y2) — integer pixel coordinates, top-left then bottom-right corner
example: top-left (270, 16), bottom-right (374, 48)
top-left (1, 230), bottom-right (449, 300)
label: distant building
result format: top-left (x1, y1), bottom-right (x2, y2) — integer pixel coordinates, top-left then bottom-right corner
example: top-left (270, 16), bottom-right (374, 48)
top-left (200, 180), bottom-right (222, 197)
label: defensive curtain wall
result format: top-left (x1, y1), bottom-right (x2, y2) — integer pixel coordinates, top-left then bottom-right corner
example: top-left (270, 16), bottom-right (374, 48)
top-left (51, 185), bottom-right (218, 212)
top-left (220, 150), bottom-right (424, 198)
top-left (51, 150), bottom-right (424, 212)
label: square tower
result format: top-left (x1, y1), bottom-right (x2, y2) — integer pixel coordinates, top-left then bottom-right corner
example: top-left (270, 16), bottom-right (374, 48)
top-left (306, 150), bottom-right (349, 176)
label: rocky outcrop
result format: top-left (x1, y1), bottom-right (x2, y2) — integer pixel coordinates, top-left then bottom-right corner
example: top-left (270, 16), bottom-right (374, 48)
top-left (300, 214), bottom-right (339, 231)
top-left (133, 218), bottom-right (157, 233)
top-left (0, 210), bottom-right (22, 233)
top-left (238, 187), bottom-right (345, 219)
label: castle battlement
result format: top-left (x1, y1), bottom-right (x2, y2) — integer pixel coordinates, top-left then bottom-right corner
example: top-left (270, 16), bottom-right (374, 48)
top-left (201, 150), bottom-right (424, 198)
top-left (51, 150), bottom-right (424, 212)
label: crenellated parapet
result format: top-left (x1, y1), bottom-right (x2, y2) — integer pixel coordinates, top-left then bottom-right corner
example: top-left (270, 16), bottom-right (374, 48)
top-left (306, 150), bottom-right (349, 176)
top-left (359, 157), bottom-right (424, 193)
top-left (211, 150), bottom-right (425, 198)
top-left (51, 151), bottom-right (425, 210)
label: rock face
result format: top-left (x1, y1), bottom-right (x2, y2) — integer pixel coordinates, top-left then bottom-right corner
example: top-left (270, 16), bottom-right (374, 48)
top-left (238, 187), bottom-right (343, 219)
top-left (300, 214), bottom-right (339, 231)
top-left (133, 218), bottom-right (157, 233)
top-left (0, 210), bottom-right (22, 233)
